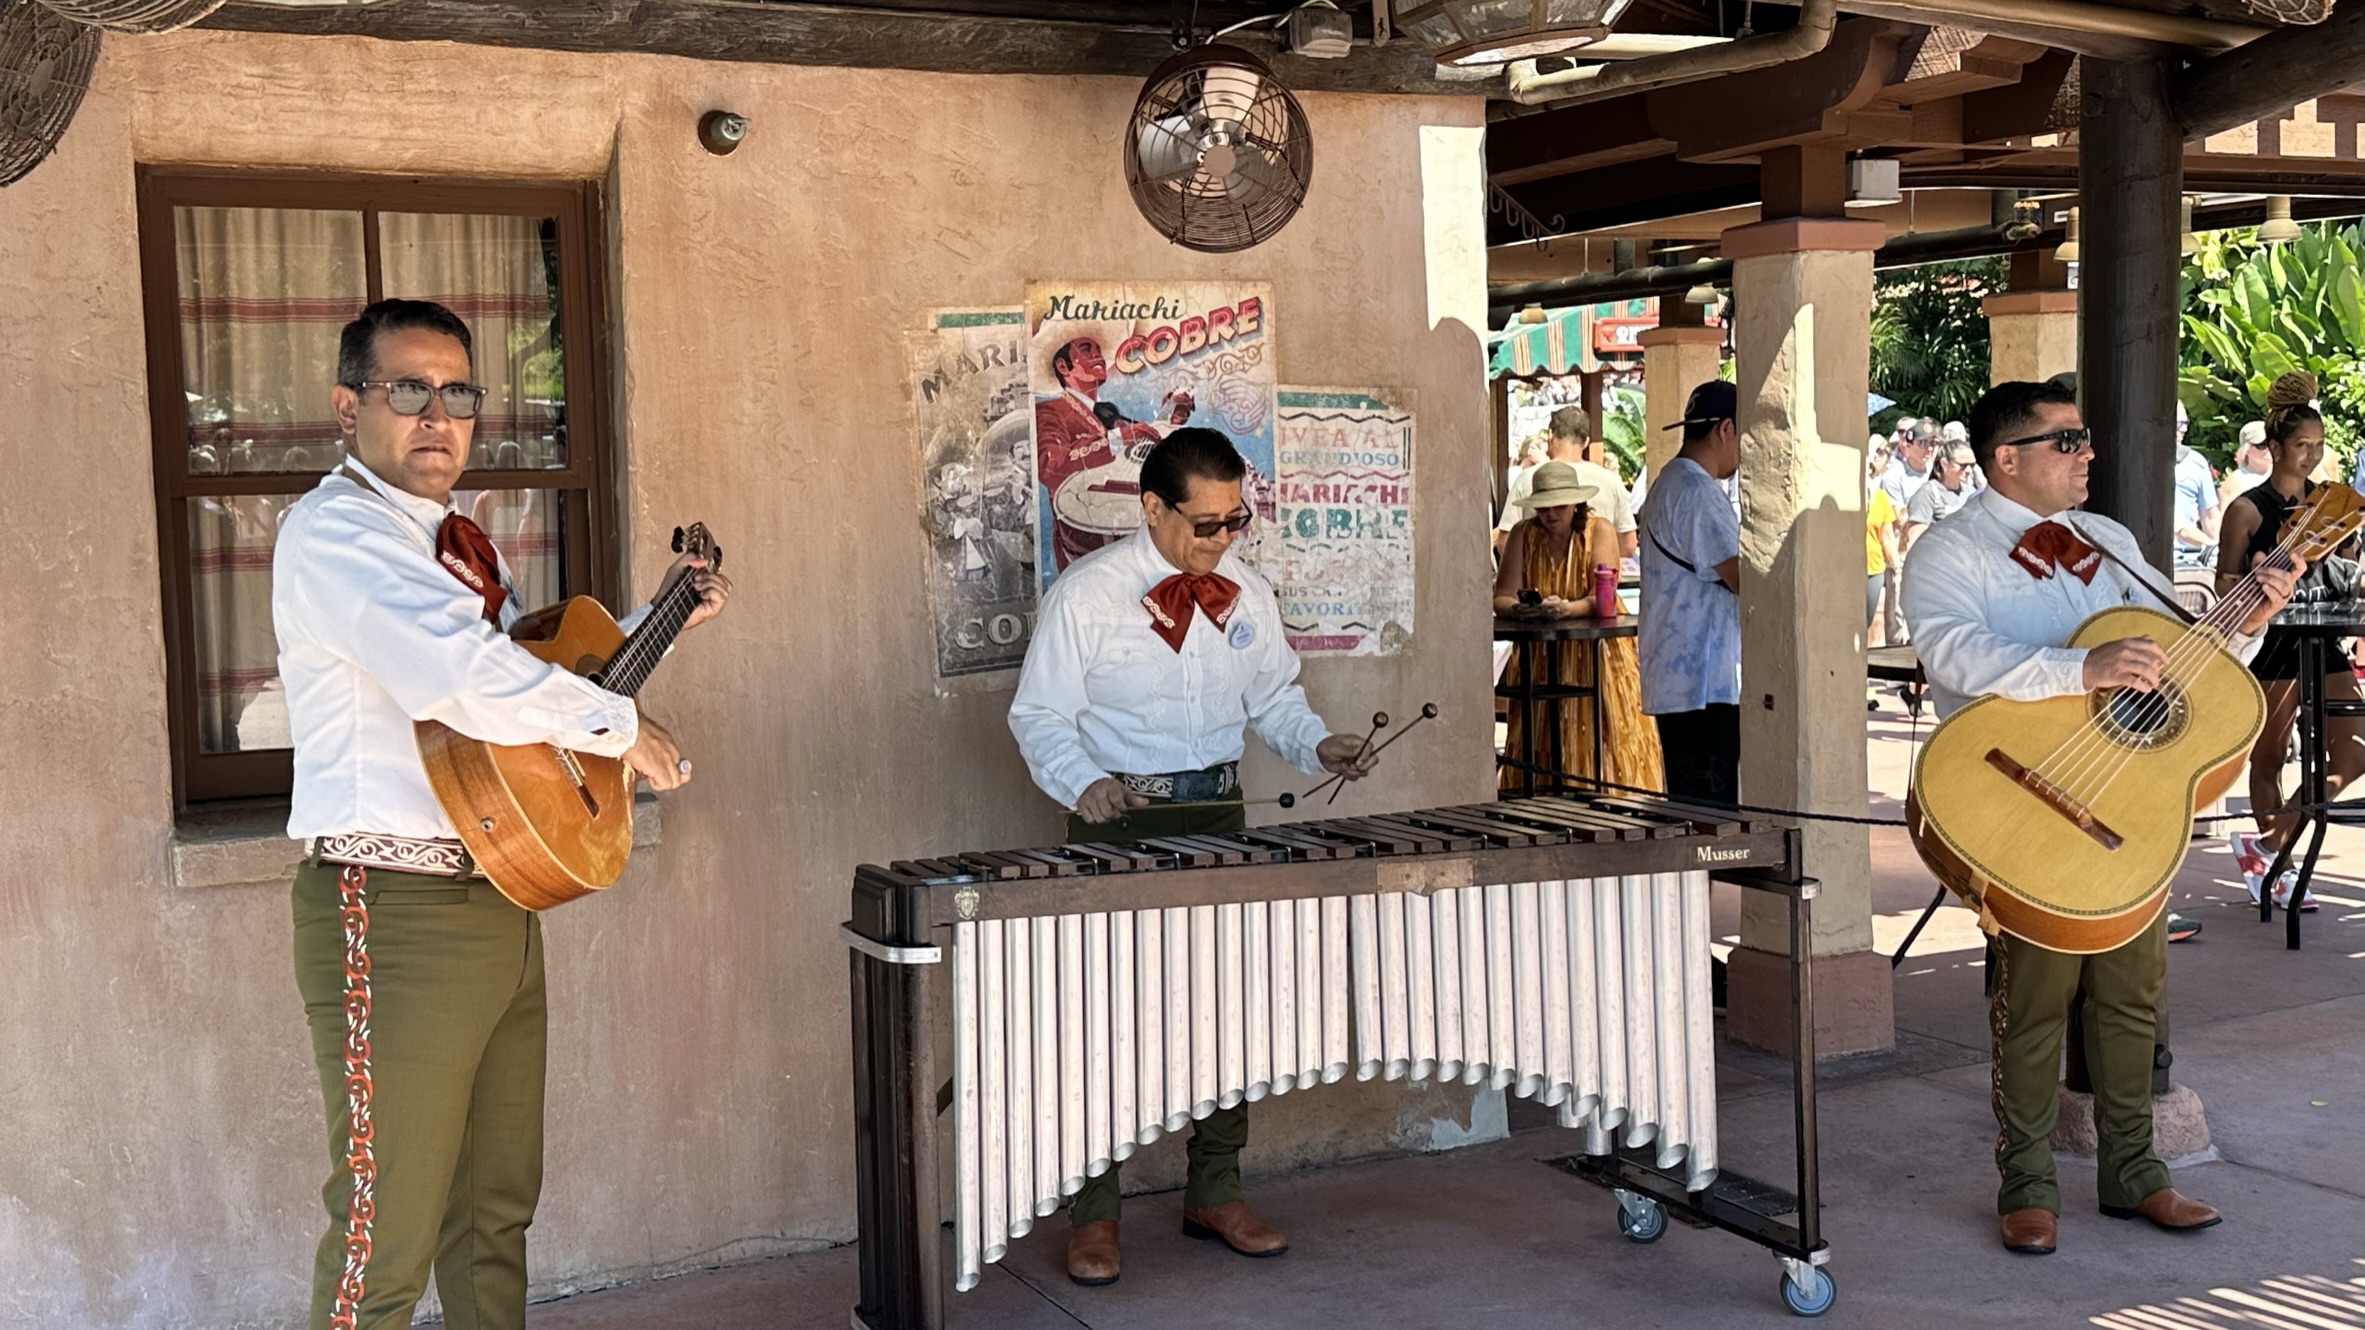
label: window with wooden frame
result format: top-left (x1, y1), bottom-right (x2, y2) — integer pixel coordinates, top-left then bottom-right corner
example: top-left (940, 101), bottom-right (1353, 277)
top-left (136, 170), bottom-right (617, 807)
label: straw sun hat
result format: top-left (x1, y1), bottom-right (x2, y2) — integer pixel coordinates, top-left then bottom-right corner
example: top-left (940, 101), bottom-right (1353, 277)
top-left (1513, 460), bottom-right (1599, 509)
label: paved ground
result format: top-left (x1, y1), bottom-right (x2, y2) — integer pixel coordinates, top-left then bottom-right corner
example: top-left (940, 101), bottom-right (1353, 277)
top-left (518, 705), bottom-right (2365, 1329)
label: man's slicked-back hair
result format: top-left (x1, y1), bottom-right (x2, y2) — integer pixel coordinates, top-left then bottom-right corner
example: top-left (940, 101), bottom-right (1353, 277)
top-left (1141, 427), bottom-right (1247, 509)
top-left (1548, 405), bottom-right (1591, 443)
top-left (338, 298), bottom-right (473, 388)
top-left (1967, 379), bottom-right (2079, 473)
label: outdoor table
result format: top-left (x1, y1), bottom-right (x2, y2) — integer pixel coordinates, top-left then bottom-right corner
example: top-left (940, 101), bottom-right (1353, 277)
top-left (2257, 603), bottom-right (2365, 950)
top-left (1493, 614), bottom-right (1638, 796)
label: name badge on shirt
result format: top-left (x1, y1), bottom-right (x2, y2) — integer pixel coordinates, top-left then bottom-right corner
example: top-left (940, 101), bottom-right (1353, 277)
top-left (1228, 618), bottom-right (1256, 649)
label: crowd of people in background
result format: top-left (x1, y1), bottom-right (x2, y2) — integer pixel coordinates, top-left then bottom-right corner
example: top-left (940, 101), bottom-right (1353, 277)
top-left (1496, 373), bottom-right (2360, 931)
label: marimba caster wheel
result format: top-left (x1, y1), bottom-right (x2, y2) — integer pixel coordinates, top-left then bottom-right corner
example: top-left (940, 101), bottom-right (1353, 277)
top-left (1614, 1196), bottom-right (1665, 1243)
top-left (1779, 1265), bottom-right (1835, 1317)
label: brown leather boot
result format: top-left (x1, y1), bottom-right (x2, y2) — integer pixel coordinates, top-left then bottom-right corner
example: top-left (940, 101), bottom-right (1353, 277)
top-left (1066, 1220), bottom-right (1120, 1286)
top-left (1999, 1207), bottom-right (2057, 1255)
top-left (2102, 1188), bottom-right (2221, 1231)
top-left (1181, 1200), bottom-right (1289, 1257)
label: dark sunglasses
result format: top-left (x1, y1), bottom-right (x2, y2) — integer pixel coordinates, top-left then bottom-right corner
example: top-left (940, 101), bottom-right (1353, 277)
top-left (1178, 507), bottom-right (1254, 539)
top-left (349, 378), bottom-right (489, 419)
top-left (1997, 427), bottom-right (2092, 454)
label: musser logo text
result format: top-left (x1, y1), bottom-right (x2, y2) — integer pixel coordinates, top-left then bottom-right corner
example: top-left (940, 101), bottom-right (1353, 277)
top-left (1694, 845), bottom-right (1757, 863)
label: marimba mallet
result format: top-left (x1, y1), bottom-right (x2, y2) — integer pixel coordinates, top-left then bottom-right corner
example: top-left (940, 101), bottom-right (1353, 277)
top-left (1326, 712), bottom-right (1391, 806)
top-left (1300, 702), bottom-right (1439, 805)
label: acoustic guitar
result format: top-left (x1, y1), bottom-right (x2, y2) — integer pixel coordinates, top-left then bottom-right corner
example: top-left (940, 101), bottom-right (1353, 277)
top-left (1906, 485), bottom-right (2363, 953)
top-left (418, 524), bottom-right (721, 911)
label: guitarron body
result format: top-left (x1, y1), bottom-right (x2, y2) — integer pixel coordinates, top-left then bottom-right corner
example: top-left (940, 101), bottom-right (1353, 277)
top-left (1906, 605), bottom-right (2264, 954)
top-left (417, 596), bottom-right (637, 911)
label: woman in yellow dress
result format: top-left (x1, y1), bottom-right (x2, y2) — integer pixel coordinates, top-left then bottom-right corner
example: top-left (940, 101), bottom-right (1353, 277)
top-left (1494, 461), bottom-right (1666, 792)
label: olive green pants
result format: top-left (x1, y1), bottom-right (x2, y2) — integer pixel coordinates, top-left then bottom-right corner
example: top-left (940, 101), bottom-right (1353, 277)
top-left (1989, 912), bottom-right (2171, 1215)
top-left (1066, 796), bottom-right (1251, 1223)
top-left (293, 857), bottom-right (546, 1330)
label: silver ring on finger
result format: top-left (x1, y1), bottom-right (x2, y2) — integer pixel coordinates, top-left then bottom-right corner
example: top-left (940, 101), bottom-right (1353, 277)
top-left (675, 758), bottom-right (693, 776)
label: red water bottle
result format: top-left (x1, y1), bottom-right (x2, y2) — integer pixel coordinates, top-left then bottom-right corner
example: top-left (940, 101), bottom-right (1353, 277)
top-left (1593, 563), bottom-right (1619, 617)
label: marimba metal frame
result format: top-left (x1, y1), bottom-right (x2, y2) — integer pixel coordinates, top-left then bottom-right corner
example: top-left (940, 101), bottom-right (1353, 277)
top-left (845, 808), bottom-right (1823, 1329)
top-left (1557, 862), bottom-right (1832, 1312)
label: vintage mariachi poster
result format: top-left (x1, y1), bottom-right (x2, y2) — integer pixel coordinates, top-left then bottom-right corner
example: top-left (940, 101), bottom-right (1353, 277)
top-left (1024, 280), bottom-right (1278, 588)
top-left (1272, 388), bottom-right (1416, 656)
top-left (909, 309), bottom-right (1038, 678)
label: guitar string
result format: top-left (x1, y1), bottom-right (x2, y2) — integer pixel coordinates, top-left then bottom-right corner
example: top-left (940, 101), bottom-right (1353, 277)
top-left (610, 582), bottom-right (697, 692)
top-left (613, 545), bottom-right (711, 687)
top-left (2038, 536), bottom-right (2295, 806)
top-left (603, 571), bottom-right (703, 697)
top-left (2017, 540), bottom-right (2274, 802)
top-left (2021, 507), bottom-right (2312, 803)
top-left (2057, 520), bottom-right (2323, 802)
top-left (2038, 520), bottom-right (2319, 813)
top-left (2034, 493), bottom-right (2335, 797)
top-left (2064, 534), bottom-right (2324, 818)
top-left (610, 588), bottom-right (698, 695)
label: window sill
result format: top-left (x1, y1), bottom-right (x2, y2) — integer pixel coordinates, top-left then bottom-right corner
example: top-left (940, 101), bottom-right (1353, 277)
top-left (170, 792), bottom-right (664, 891)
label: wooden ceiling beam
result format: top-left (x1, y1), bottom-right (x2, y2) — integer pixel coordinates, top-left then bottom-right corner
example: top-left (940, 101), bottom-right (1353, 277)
top-left (1641, 18), bottom-right (1918, 161)
top-left (1486, 96), bottom-right (1674, 187)
top-left (1959, 49), bottom-right (2078, 143)
top-left (1490, 158), bottom-right (1758, 245)
top-left (2174, 0), bottom-right (2365, 141)
top-left (199, 0), bottom-right (1483, 95)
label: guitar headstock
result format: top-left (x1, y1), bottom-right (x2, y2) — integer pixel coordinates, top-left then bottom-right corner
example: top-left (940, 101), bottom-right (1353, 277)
top-left (671, 522), bottom-right (723, 571)
top-left (2288, 484), bottom-right (2364, 564)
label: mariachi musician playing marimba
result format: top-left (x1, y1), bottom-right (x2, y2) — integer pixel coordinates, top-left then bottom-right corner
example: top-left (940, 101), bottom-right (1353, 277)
top-left (1008, 427), bottom-right (1381, 1286)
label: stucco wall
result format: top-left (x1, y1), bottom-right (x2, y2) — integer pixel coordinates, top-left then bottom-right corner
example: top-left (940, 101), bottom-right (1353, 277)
top-left (0, 32), bottom-right (1491, 1327)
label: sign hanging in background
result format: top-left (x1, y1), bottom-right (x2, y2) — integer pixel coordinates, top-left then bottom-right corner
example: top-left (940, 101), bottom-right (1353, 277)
top-left (909, 309), bottom-right (1036, 678)
top-left (1025, 280), bottom-right (1278, 587)
top-left (1273, 388), bottom-right (1415, 656)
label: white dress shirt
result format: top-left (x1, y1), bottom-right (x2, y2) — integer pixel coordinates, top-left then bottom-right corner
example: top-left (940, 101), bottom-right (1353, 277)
top-left (1009, 527), bottom-right (1331, 809)
top-left (1901, 487), bottom-right (2260, 720)
top-left (273, 459), bottom-right (642, 840)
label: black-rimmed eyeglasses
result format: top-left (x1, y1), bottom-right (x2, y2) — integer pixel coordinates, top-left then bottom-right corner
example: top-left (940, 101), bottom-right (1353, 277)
top-left (1181, 508), bottom-right (1254, 539)
top-left (1997, 427), bottom-right (2092, 454)
top-left (348, 379), bottom-right (489, 419)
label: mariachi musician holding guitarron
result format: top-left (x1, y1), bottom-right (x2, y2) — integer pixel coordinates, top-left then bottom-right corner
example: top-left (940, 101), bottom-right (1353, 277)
top-left (1902, 379), bottom-right (2298, 1260)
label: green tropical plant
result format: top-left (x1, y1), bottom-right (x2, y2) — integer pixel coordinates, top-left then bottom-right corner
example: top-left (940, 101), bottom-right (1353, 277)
top-left (1599, 384), bottom-right (1646, 482)
top-left (2179, 220), bottom-right (2365, 474)
top-left (1871, 257), bottom-right (2005, 428)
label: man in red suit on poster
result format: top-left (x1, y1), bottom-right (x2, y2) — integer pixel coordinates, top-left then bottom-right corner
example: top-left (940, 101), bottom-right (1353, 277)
top-left (1035, 334), bottom-right (1195, 570)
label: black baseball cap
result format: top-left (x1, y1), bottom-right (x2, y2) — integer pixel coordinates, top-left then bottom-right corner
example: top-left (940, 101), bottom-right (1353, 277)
top-left (1663, 379), bottom-right (1737, 430)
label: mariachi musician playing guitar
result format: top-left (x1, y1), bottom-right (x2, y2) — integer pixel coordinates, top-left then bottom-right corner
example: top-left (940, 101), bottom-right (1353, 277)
top-left (272, 299), bottom-right (728, 1329)
top-left (1902, 379), bottom-right (2297, 1260)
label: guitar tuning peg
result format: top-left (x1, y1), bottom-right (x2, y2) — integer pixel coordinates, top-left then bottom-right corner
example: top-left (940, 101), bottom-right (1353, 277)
top-left (671, 526), bottom-right (685, 553)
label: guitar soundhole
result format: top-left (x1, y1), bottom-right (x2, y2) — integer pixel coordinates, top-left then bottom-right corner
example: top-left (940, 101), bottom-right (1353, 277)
top-left (2091, 682), bottom-right (2189, 750)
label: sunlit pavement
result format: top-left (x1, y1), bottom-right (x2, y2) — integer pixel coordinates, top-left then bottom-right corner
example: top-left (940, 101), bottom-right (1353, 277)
top-left (521, 704), bottom-right (2364, 1328)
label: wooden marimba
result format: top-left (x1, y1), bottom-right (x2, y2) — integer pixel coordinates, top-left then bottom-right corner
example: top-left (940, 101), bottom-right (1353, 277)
top-left (845, 792), bottom-right (1821, 1329)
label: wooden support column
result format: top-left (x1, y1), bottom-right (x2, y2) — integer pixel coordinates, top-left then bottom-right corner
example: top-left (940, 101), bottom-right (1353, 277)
top-left (2078, 58), bottom-right (2185, 569)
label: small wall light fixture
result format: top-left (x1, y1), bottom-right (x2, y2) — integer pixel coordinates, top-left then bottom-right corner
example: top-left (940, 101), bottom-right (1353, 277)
top-left (2258, 195), bottom-right (2302, 244)
top-left (699, 110), bottom-right (750, 156)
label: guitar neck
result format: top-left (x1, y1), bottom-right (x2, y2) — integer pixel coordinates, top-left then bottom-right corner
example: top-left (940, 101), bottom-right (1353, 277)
top-left (603, 573), bottom-right (701, 698)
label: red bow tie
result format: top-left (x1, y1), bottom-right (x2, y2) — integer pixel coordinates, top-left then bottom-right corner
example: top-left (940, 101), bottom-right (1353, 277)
top-left (2009, 520), bottom-right (2102, 584)
top-left (1142, 572), bottom-right (1240, 652)
top-left (436, 513), bottom-right (509, 623)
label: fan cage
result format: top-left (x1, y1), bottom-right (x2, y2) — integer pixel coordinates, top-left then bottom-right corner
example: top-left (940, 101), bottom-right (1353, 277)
top-left (1, 0), bottom-right (99, 187)
top-left (32, 0), bottom-right (225, 35)
top-left (1124, 44), bottom-right (1313, 254)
